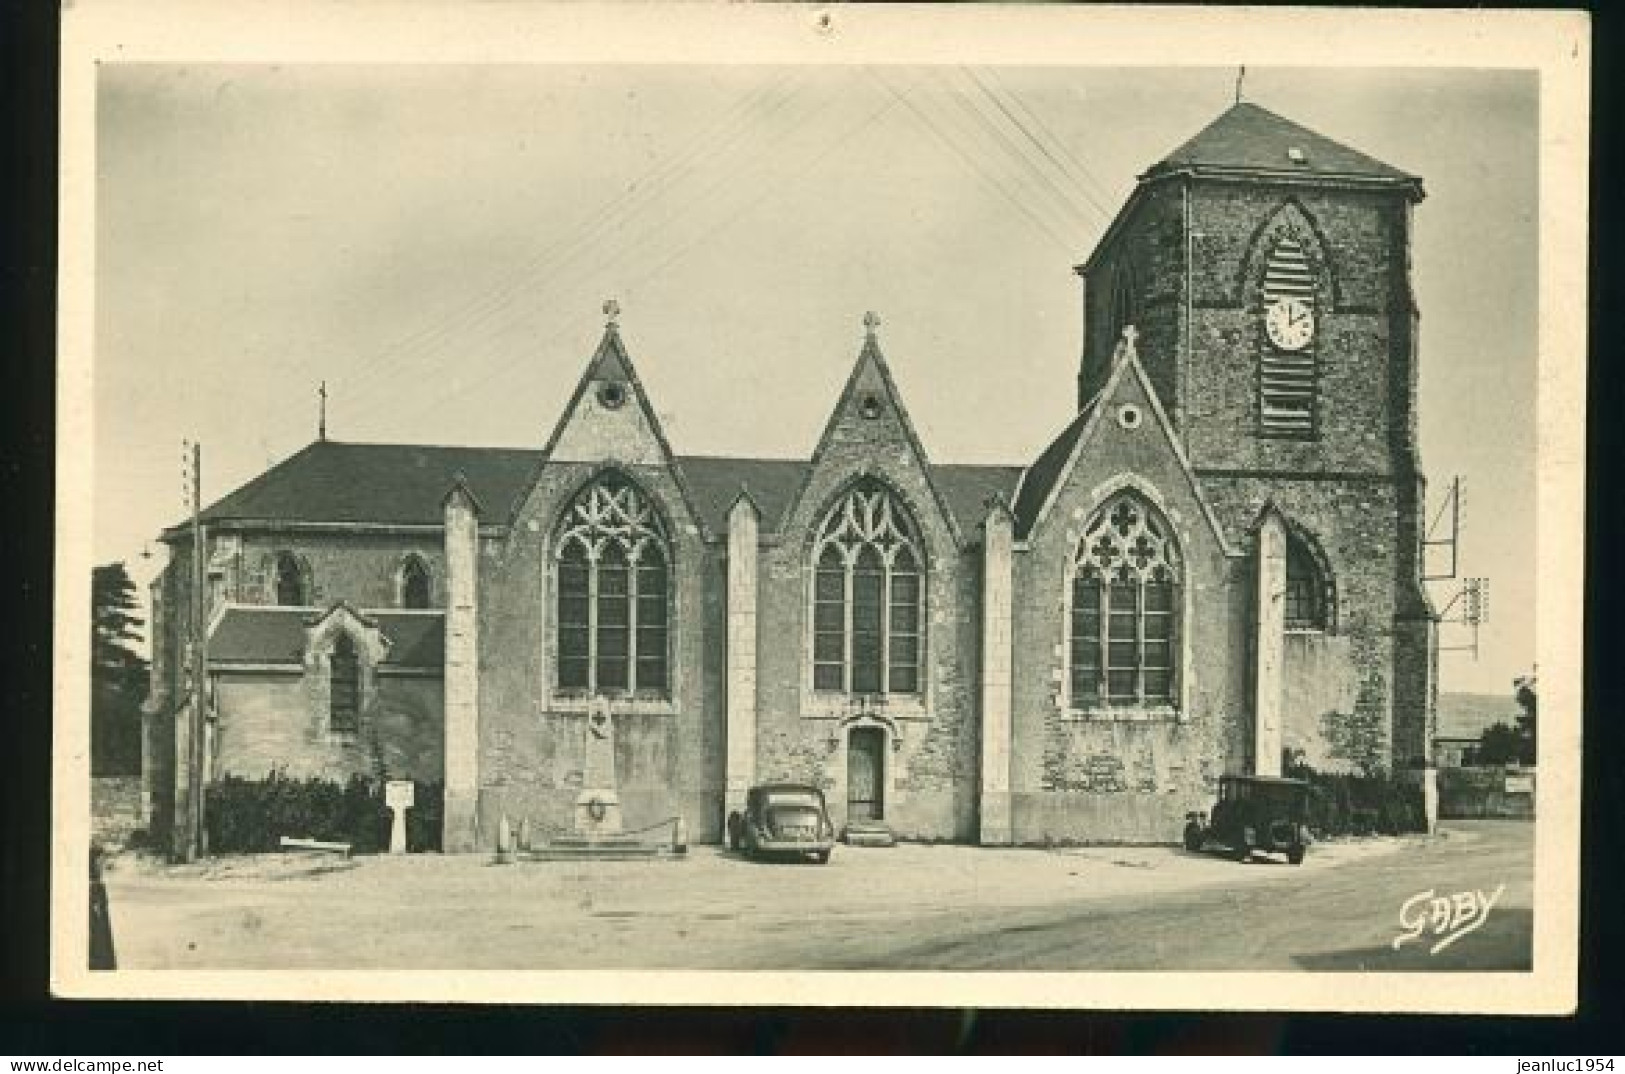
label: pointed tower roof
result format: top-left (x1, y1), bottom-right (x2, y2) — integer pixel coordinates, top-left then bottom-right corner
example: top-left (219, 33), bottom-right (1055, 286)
top-left (1143, 102), bottom-right (1421, 190)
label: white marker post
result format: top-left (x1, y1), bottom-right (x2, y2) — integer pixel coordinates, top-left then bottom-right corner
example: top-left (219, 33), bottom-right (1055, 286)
top-left (385, 780), bottom-right (415, 855)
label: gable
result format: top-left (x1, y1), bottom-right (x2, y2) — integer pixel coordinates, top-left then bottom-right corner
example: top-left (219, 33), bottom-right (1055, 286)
top-left (542, 326), bottom-right (674, 467)
top-left (783, 333), bottom-right (966, 548)
top-left (1024, 347), bottom-right (1232, 557)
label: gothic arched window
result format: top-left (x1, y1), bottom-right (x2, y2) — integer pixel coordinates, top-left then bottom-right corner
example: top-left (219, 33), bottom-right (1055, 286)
top-left (812, 480), bottom-right (924, 697)
top-left (1070, 492), bottom-right (1181, 709)
top-left (273, 552), bottom-right (307, 606)
top-left (399, 554), bottom-right (432, 609)
top-left (554, 474), bottom-right (671, 697)
top-left (1259, 236), bottom-right (1319, 439)
top-left (329, 633), bottom-right (360, 734)
top-left (1284, 531), bottom-right (1331, 631)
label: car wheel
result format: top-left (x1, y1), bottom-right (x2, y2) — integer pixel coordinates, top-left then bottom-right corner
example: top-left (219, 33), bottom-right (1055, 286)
top-left (1287, 845), bottom-right (1306, 866)
top-left (812, 849), bottom-right (831, 865)
top-left (1232, 839), bottom-right (1251, 863)
top-left (1182, 822), bottom-right (1204, 853)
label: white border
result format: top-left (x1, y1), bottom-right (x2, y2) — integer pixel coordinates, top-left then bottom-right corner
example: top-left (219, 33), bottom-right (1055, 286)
top-left (55, 3), bottom-right (1588, 1012)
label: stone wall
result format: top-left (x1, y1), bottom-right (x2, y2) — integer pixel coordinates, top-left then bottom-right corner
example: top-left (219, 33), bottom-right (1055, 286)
top-left (213, 531), bottom-right (445, 610)
top-left (474, 460), bottom-right (724, 843)
top-left (1080, 175), bottom-right (1434, 779)
top-left (753, 351), bottom-right (980, 842)
top-left (213, 671), bottom-right (444, 783)
top-left (1010, 362), bottom-right (1249, 844)
top-left (1079, 183), bottom-right (1186, 412)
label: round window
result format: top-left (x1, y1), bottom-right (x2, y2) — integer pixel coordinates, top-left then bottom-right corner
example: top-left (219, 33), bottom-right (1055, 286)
top-left (1117, 404), bottom-right (1144, 430)
top-left (858, 393), bottom-right (884, 420)
top-left (597, 382), bottom-right (628, 410)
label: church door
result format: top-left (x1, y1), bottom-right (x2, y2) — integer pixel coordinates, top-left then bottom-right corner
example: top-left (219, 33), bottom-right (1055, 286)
top-left (847, 727), bottom-right (885, 821)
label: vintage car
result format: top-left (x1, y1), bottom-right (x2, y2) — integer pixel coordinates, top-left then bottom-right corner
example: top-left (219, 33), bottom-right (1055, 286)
top-left (1183, 774), bottom-right (1312, 864)
top-left (726, 783), bottom-right (837, 864)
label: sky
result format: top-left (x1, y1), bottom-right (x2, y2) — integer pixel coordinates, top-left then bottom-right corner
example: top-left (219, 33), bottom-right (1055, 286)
top-left (92, 64), bottom-right (1538, 695)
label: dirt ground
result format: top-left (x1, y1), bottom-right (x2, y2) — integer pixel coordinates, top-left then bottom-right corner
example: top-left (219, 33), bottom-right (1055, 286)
top-left (101, 821), bottom-right (1530, 971)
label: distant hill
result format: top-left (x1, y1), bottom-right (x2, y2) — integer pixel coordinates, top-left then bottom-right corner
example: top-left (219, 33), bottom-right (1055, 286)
top-left (1437, 691), bottom-right (1523, 740)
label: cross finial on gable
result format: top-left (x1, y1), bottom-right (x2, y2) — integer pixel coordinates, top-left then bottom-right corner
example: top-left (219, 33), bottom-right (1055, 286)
top-left (863, 310), bottom-right (881, 340)
top-left (603, 298), bottom-right (621, 327)
top-left (1113, 323), bottom-right (1139, 366)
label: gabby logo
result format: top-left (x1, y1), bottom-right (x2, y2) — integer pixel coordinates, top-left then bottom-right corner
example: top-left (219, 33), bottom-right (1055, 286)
top-left (1392, 884), bottom-right (1506, 955)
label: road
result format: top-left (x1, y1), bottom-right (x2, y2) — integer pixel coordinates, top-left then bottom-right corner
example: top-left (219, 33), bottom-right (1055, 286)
top-left (104, 820), bottom-right (1530, 972)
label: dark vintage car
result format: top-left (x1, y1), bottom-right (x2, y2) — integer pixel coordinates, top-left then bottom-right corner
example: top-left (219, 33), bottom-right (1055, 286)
top-left (726, 783), bottom-right (836, 864)
top-left (1183, 774), bottom-right (1311, 864)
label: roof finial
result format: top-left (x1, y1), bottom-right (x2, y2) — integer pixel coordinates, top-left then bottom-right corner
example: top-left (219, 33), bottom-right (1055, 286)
top-left (1234, 65), bottom-right (1245, 106)
top-left (318, 380), bottom-right (328, 441)
top-left (863, 310), bottom-right (881, 341)
top-left (603, 298), bottom-right (621, 327)
top-left (1113, 324), bottom-right (1139, 365)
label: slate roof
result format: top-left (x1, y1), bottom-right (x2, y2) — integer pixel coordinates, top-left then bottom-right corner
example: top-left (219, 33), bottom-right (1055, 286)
top-left (182, 440), bottom-right (1026, 540)
top-left (207, 606), bottom-right (445, 668)
top-left (1143, 102), bottom-right (1419, 186)
top-left (1010, 403), bottom-right (1098, 537)
top-left (189, 441), bottom-right (540, 530)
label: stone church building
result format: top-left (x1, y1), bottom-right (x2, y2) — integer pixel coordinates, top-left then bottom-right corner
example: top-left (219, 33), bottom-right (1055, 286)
top-left (142, 102), bottom-right (1439, 853)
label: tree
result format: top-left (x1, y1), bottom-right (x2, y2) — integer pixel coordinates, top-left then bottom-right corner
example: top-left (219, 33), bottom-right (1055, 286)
top-left (1514, 674), bottom-right (1537, 762)
top-left (91, 562), bottom-right (148, 776)
top-left (1474, 674), bottom-right (1537, 767)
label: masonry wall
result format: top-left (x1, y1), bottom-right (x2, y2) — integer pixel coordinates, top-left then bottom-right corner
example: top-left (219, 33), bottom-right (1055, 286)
top-left (753, 371), bottom-right (980, 841)
top-left (1009, 374), bottom-right (1250, 845)
top-left (1085, 178), bottom-right (1435, 777)
top-left (472, 462), bottom-right (724, 845)
top-left (213, 531), bottom-right (446, 609)
top-left (1079, 182), bottom-right (1187, 411)
top-left (212, 671), bottom-right (444, 783)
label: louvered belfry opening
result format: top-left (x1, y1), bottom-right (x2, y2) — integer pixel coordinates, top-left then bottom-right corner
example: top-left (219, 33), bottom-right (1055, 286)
top-left (1260, 237), bottom-right (1318, 438)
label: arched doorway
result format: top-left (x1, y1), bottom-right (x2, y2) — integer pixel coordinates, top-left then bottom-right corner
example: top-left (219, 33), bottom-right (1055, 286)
top-left (847, 725), bottom-right (887, 822)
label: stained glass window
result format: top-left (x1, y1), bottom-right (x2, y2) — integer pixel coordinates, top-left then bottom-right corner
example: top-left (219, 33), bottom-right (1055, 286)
top-left (554, 474), bottom-right (671, 697)
top-left (811, 480), bottom-right (925, 697)
top-left (1070, 492), bottom-right (1181, 709)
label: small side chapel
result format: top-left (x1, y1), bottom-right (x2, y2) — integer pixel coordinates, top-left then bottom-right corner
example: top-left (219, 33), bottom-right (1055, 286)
top-left (141, 101), bottom-right (1439, 853)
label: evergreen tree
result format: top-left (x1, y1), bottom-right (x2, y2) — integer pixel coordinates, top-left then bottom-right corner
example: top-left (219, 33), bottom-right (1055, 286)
top-left (91, 562), bottom-right (148, 776)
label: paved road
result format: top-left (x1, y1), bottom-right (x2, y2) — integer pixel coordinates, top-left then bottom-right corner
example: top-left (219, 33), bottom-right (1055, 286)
top-left (819, 821), bottom-right (1533, 971)
top-left (105, 820), bottom-right (1530, 972)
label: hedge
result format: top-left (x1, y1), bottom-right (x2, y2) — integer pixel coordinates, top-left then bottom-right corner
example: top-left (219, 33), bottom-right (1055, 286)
top-left (205, 771), bottom-right (444, 854)
top-left (1282, 760), bottom-right (1426, 838)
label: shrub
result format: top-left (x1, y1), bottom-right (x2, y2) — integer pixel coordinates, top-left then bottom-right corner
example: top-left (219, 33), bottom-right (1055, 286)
top-left (1282, 759), bottom-right (1426, 838)
top-left (205, 771), bottom-right (444, 854)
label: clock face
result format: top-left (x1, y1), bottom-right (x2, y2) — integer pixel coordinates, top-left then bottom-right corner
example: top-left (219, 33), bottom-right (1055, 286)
top-left (1265, 297), bottom-right (1315, 351)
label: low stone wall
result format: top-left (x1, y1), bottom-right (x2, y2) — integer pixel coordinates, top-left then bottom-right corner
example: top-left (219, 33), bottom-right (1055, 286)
top-left (1437, 765), bottom-right (1535, 820)
top-left (92, 776), bottom-right (145, 845)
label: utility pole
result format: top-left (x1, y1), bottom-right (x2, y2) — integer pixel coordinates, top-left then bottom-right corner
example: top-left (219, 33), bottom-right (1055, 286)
top-left (183, 440), bottom-right (208, 861)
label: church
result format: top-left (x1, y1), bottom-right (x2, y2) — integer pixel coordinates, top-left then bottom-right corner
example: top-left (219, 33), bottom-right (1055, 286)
top-left (141, 101), bottom-right (1439, 853)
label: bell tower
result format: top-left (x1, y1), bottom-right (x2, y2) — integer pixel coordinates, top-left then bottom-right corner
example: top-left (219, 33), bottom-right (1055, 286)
top-left (1075, 100), bottom-right (1437, 776)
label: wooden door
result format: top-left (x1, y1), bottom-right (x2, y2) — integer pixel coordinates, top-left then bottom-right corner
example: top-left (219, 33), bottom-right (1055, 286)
top-left (847, 727), bottom-right (885, 821)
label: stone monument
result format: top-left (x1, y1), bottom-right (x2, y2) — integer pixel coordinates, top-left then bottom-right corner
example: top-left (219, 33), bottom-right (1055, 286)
top-left (573, 697), bottom-right (623, 839)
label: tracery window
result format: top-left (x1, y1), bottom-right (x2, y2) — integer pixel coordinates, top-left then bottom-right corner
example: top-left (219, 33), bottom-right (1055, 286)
top-left (554, 474), bottom-right (670, 697)
top-left (812, 480), bottom-right (924, 696)
top-left (1069, 492), bottom-right (1181, 709)
top-left (399, 554), bottom-right (432, 609)
top-left (273, 552), bottom-right (307, 606)
top-left (329, 633), bottom-right (360, 734)
top-left (1284, 532), bottom-right (1331, 630)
